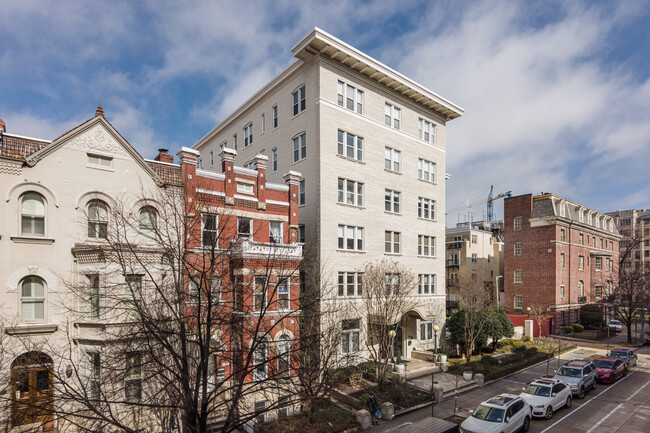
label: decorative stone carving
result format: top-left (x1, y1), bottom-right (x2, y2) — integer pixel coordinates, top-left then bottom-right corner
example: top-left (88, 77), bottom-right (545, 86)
top-left (0, 161), bottom-right (21, 176)
top-left (27, 265), bottom-right (39, 275)
top-left (65, 124), bottom-right (129, 157)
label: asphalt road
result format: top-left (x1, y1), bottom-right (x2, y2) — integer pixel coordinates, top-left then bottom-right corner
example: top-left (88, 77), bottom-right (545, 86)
top-left (373, 345), bottom-right (650, 433)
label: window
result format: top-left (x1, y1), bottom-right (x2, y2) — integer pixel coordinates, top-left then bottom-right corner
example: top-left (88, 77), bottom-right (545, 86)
top-left (238, 217), bottom-right (252, 237)
top-left (595, 285), bottom-right (603, 298)
top-left (233, 133), bottom-right (238, 151)
top-left (219, 140), bottom-right (227, 151)
top-left (578, 255), bottom-right (584, 270)
top-left (384, 147), bottom-right (401, 172)
top-left (277, 278), bottom-right (290, 310)
top-left (337, 130), bottom-right (363, 161)
top-left (471, 235), bottom-right (478, 244)
top-left (578, 209), bottom-right (584, 222)
top-left (292, 132), bottom-right (306, 162)
top-left (384, 189), bottom-right (401, 213)
top-left (595, 257), bottom-right (602, 271)
top-left (514, 242), bottom-right (523, 256)
top-left (338, 225), bottom-right (364, 251)
top-left (513, 216), bottom-right (523, 231)
top-left (338, 178), bottom-right (364, 207)
top-left (471, 253), bottom-right (477, 263)
top-left (337, 81), bottom-right (363, 114)
top-left (244, 123), bottom-right (253, 147)
top-left (606, 281), bottom-right (613, 296)
top-left (578, 280), bottom-right (584, 297)
top-left (125, 275), bottom-right (142, 318)
top-left (418, 235), bottom-right (436, 257)
top-left (253, 339), bottom-right (268, 380)
top-left (202, 213), bottom-right (218, 246)
top-left (593, 236), bottom-right (596, 247)
top-left (514, 295), bottom-right (523, 309)
top-left (559, 201), bottom-right (566, 217)
top-left (384, 231), bottom-right (401, 254)
top-left (418, 197), bottom-right (436, 220)
top-left (272, 148), bottom-right (278, 172)
top-left (139, 207), bottom-right (157, 242)
top-left (87, 200), bottom-right (108, 239)
top-left (384, 103), bottom-right (401, 129)
top-left (338, 272), bottom-right (363, 297)
top-left (560, 228), bottom-right (565, 241)
top-left (298, 224), bottom-right (305, 243)
top-left (197, 159), bottom-right (202, 169)
top-left (587, 212), bottom-right (592, 225)
top-left (21, 276), bottom-right (45, 322)
top-left (560, 285), bottom-right (565, 298)
top-left (418, 118), bottom-right (436, 144)
top-left (448, 253), bottom-right (459, 266)
top-left (88, 153), bottom-right (113, 168)
top-left (272, 104), bottom-right (278, 128)
top-left (254, 276), bottom-right (267, 312)
top-left (292, 85), bottom-right (306, 116)
top-left (277, 335), bottom-right (291, 374)
top-left (261, 113), bottom-right (265, 132)
top-left (341, 319), bottom-right (360, 354)
top-left (384, 273), bottom-right (400, 294)
top-left (216, 367), bottom-right (225, 384)
top-left (299, 179), bottom-right (306, 205)
top-left (418, 274), bottom-right (436, 295)
top-left (560, 253), bottom-right (565, 269)
top-left (20, 192), bottom-right (45, 236)
top-left (89, 352), bottom-right (101, 402)
top-left (209, 150), bottom-right (214, 166)
top-left (88, 274), bottom-right (100, 319)
top-left (418, 158), bottom-right (436, 183)
top-left (451, 236), bottom-right (462, 249)
top-left (514, 269), bottom-right (523, 283)
top-left (125, 353), bottom-right (142, 403)
top-left (269, 221), bottom-right (283, 243)
top-left (579, 234), bottom-right (584, 245)
top-left (420, 321), bottom-right (434, 340)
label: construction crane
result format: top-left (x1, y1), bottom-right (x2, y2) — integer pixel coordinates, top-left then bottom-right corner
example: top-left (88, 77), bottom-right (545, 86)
top-left (446, 185), bottom-right (512, 221)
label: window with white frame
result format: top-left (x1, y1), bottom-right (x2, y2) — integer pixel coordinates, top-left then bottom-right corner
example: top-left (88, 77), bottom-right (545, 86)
top-left (337, 130), bottom-right (363, 161)
top-left (299, 179), bottom-right (305, 205)
top-left (578, 280), bottom-right (584, 297)
top-left (277, 335), bottom-right (291, 374)
top-left (244, 123), bottom-right (253, 147)
top-left (560, 228), bottom-right (565, 241)
top-left (514, 269), bottom-right (523, 283)
top-left (560, 285), bottom-right (565, 298)
top-left (578, 209), bottom-right (584, 222)
top-left (210, 150), bottom-right (214, 166)
top-left (338, 178), bottom-right (363, 207)
top-left (606, 280), bottom-right (613, 296)
top-left (88, 153), bottom-right (113, 169)
top-left (418, 158), bottom-right (436, 183)
top-left (471, 234), bottom-right (478, 244)
top-left (197, 159), bottom-right (203, 169)
top-left (337, 81), bottom-right (363, 114)
top-left (254, 276), bottom-right (267, 312)
top-left (261, 113), bottom-right (265, 132)
top-left (272, 148), bottom-right (278, 172)
top-left (595, 257), bottom-right (602, 271)
top-left (125, 352), bottom-right (142, 403)
top-left (237, 217), bottom-right (252, 237)
top-left (292, 85), bottom-right (306, 116)
top-left (384, 147), bottom-right (401, 172)
top-left (418, 235), bottom-right (436, 257)
top-left (418, 197), bottom-right (436, 220)
top-left (341, 319), bottom-right (360, 354)
top-left (418, 274), bottom-right (436, 294)
top-left (219, 141), bottom-right (226, 151)
top-left (233, 133), bottom-right (238, 150)
top-left (384, 189), bottom-right (401, 213)
top-left (272, 104), bottom-right (278, 128)
top-left (269, 221), bottom-right (283, 243)
top-left (578, 255), bottom-right (584, 270)
top-left (88, 200), bottom-right (109, 239)
top-left (216, 367), bottom-right (226, 383)
top-left (88, 274), bottom-right (100, 319)
top-left (338, 225), bottom-right (364, 251)
top-left (559, 201), bottom-right (566, 217)
top-left (420, 321), bottom-right (434, 340)
top-left (277, 278), bottom-right (290, 310)
top-left (125, 275), bottom-right (142, 318)
top-left (384, 231), bottom-right (400, 254)
top-left (384, 273), bottom-right (400, 295)
top-left (418, 118), bottom-right (436, 144)
top-left (514, 242), bottom-right (523, 256)
top-left (338, 272), bottom-right (363, 297)
top-left (471, 253), bottom-right (477, 263)
top-left (560, 253), bottom-right (565, 269)
top-left (587, 212), bottom-right (592, 225)
top-left (253, 339), bottom-right (268, 380)
top-left (89, 352), bottom-right (101, 401)
top-left (595, 285), bottom-right (602, 298)
top-left (202, 213), bottom-right (218, 246)
top-left (21, 276), bottom-right (45, 322)
top-left (139, 206), bottom-right (157, 243)
top-left (20, 192), bottom-right (46, 236)
top-left (384, 103), bottom-right (401, 129)
top-left (292, 132), bottom-right (306, 162)
top-left (513, 216), bottom-right (522, 231)
top-left (513, 295), bottom-right (523, 309)
top-left (579, 233), bottom-right (584, 245)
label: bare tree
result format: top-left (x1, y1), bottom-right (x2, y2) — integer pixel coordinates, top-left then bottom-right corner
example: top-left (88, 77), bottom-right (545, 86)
top-left (529, 304), bottom-right (548, 340)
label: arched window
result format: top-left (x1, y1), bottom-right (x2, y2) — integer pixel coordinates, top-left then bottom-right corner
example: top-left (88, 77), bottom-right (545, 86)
top-left (253, 339), bottom-right (267, 381)
top-left (20, 193), bottom-right (45, 236)
top-left (87, 200), bottom-right (108, 239)
top-left (21, 276), bottom-right (45, 322)
top-left (578, 280), bottom-right (584, 297)
top-left (139, 207), bottom-right (157, 242)
top-left (277, 335), bottom-right (291, 375)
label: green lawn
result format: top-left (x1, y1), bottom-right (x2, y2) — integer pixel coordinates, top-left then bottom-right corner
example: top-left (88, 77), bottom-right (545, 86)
top-left (264, 400), bottom-right (356, 433)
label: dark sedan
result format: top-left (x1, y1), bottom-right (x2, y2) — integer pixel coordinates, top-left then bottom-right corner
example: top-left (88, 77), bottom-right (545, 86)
top-left (593, 357), bottom-right (627, 383)
top-left (607, 349), bottom-right (638, 367)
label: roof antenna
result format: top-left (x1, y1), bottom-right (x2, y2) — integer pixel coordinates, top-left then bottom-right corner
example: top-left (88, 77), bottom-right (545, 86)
top-left (95, 103), bottom-right (104, 118)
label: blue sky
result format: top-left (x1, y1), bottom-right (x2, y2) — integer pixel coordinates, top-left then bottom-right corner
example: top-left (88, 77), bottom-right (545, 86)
top-left (2, 0), bottom-right (649, 225)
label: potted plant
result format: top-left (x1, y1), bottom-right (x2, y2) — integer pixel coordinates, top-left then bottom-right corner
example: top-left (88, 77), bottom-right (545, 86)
top-left (463, 371), bottom-right (473, 381)
top-left (395, 350), bottom-right (405, 373)
top-left (438, 347), bottom-right (448, 363)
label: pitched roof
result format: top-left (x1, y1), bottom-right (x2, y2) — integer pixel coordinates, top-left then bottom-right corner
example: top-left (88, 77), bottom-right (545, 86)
top-left (0, 134), bottom-right (50, 160)
top-left (146, 160), bottom-right (182, 185)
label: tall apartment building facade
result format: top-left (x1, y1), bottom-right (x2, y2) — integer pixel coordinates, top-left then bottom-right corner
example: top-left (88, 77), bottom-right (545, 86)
top-left (606, 209), bottom-right (650, 271)
top-left (445, 222), bottom-right (504, 314)
top-left (503, 193), bottom-right (620, 334)
top-left (193, 28), bottom-right (463, 360)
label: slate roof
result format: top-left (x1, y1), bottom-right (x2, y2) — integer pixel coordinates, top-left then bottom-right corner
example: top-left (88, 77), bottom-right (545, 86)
top-left (0, 134), bottom-right (50, 160)
top-left (147, 160), bottom-right (183, 185)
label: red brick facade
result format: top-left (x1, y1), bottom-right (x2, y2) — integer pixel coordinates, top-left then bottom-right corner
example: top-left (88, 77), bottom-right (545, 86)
top-left (504, 194), bottom-right (620, 334)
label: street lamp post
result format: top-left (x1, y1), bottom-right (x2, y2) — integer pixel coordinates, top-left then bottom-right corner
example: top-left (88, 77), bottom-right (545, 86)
top-left (432, 325), bottom-right (440, 418)
top-left (388, 329), bottom-right (397, 364)
top-left (526, 306), bottom-right (532, 320)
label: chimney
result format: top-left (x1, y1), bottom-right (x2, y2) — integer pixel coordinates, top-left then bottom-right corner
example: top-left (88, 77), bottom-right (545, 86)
top-left (252, 153), bottom-right (268, 208)
top-left (283, 171), bottom-right (302, 243)
top-left (0, 119), bottom-right (5, 133)
top-left (154, 148), bottom-right (174, 164)
top-left (220, 147), bottom-right (237, 205)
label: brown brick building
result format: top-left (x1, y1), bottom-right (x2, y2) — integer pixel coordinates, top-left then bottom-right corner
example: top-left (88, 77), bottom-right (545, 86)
top-left (503, 193), bottom-right (621, 334)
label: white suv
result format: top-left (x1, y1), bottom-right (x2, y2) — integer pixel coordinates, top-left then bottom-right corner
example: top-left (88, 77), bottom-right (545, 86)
top-left (460, 394), bottom-right (531, 433)
top-left (519, 378), bottom-right (572, 419)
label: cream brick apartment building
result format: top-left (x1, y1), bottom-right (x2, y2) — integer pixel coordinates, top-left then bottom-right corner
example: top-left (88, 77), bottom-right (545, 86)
top-left (193, 28), bottom-right (463, 360)
top-left (606, 209), bottom-right (650, 271)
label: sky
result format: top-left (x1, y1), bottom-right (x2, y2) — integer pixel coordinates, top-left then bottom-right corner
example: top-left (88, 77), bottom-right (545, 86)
top-left (1, 0), bottom-right (650, 226)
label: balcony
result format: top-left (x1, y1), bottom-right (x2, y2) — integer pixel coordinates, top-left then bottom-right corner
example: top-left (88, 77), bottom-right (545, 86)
top-left (578, 296), bottom-right (587, 304)
top-left (230, 238), bottom-right (302, 259)
top-left (446, 260), bottom-right (459, 268)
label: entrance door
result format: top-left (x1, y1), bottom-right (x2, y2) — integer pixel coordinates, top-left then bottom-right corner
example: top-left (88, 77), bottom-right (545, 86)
top-left (11, 352), bottom-right (54, 428)
top-left (391, 326), bottom-right (403, 360)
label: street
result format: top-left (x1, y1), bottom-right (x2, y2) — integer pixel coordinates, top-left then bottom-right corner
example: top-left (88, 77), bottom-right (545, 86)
top-left (373, 343), bottom-right (650, 433)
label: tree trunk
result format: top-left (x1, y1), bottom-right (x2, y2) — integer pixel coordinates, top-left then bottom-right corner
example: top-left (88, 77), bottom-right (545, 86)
top-left (627, 323), bottom-right (633, 344)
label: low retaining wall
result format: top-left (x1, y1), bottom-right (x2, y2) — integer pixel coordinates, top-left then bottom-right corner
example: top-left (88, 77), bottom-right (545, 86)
top-left (411, 350), bottom-right (436, 362)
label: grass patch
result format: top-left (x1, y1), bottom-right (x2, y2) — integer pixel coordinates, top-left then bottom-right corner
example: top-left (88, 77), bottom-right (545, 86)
top-left (264, 400), bottom-right (356, 433)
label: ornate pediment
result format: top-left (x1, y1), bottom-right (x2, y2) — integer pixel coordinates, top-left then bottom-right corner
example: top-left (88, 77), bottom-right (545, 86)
top-left (64, 124), bottom-right (129, 157)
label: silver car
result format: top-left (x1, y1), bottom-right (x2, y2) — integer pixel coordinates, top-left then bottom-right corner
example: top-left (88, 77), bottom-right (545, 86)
top-left (552, 360), bottom-right (597, 398)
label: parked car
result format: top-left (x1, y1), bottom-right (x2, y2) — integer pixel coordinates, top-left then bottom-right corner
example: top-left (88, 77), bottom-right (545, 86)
top-left (460, 394), bottom-right (531, 433)
top-left (519, 378), bottom-right (572, 419)
top-left (608, 320), bottom-right (623, 333)
top-left (552, 360), bottom-right (597, 398)
top-left (607, 349), bottom-right (638, 367)
top-left (593, 357), bottom-right (627, 383)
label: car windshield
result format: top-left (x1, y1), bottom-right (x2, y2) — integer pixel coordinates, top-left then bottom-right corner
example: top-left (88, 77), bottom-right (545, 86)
top-left (610, 320), bottom-right (621, 325)
top-left (593, 360), bottom-right (614, 369)
top-left (609, 351), bottom-right (626, 358)
top-left (472, 404), bottom-right (505, 423)
top-left (557, 367), bottom-right (582, 378)
top-left (524, 385), bottom-right (551, 397)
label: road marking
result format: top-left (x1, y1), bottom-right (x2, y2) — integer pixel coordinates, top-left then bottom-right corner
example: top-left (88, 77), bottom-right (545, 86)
top-left (539, 371), bottom-right (635, 433)
top-left (585, 402), bottom-right (623, 433)
top-left (626, 379), bottom-right (650, 400)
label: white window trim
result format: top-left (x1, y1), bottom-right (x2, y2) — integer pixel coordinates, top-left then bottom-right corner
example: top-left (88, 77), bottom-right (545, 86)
top-left (417, 158), bottom-right (437, 183)
top-left (337, 130), bottom-right (364, 162)
top-left (384, 147), bottom-right (401, 173)
top-left (384, 231), bottom-right (401, 254)
top-left (291, 84), bottom-right (306, 117)
top-left (292, 132), bottom-right (306, 163)
top-left (418, 197), bottom-right (436, 220)
top-left (338, 272), bottom-right (363, 297)
top-left (338, 224), bottom-right (364, 252)
top-left (384, 189), bottom-right (401, 214)
top-left (338, 178), bottom-right (364, 207)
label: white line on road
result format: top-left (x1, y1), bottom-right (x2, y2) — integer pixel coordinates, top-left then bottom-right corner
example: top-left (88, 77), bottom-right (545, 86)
top-left (585, 402), bottom-right (623, 433)
top-left (626, 379), bottom-right (650, 401)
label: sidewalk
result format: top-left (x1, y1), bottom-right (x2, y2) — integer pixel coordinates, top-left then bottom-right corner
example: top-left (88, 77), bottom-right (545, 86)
top-left (408, 371), bottom-right (477, 399)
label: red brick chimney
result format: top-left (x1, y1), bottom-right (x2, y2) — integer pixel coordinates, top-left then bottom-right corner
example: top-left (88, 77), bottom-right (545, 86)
top-left (0, 118), bottom-right (5, 133)
top-left (252, 153), bottom-right (268, 208)
top-left (283, 171), bottom-right (302, 243)
top-left (154, 148), bottom-right (174, 164)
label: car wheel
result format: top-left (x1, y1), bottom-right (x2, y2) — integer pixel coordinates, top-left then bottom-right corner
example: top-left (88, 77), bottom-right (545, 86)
top-left (623, 367), bottom-right (627, 377)
top-left (545, 406), bottom-right (554, 420)
top-left (522, 416), bottom-right (531, 432)
top-left (565, 396), bottom-right (572, 409)
top-left (592, 379), bottom-right (597, 390)
top-left (578, 387), bottom-right (585, 399)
